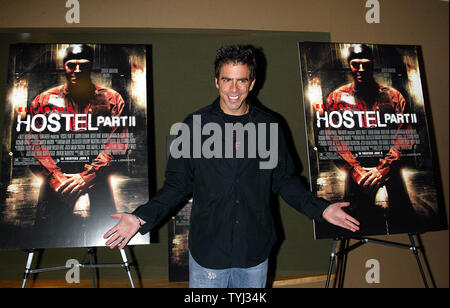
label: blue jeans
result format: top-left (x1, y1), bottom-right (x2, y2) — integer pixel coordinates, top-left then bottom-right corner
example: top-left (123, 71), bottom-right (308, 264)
top-left (189, 252), bottom-right (268, 288)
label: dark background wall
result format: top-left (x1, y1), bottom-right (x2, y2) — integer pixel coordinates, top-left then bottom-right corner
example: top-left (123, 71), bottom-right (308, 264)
top-left (0, 0), bottom-right (448, 288)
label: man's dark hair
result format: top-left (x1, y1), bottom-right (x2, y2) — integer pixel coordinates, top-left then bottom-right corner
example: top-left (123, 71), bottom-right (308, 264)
top-left (214, 45), bottom-right (257, 81)
top-left (63, 44), bottom-right (95, 64)
top-left (347, 44), bottom-right (373, 63)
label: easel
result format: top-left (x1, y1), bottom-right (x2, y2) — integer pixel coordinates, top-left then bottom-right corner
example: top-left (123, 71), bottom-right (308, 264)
top-left (325, 233), bottom-right (430, 288)
top-left (21, 247), bottom-right (135, 288)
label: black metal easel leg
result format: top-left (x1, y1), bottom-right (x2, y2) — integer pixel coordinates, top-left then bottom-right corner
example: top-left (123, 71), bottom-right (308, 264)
top-left (336, 239), bottom-right (350, 288)
top-left (87, 248), bottom-right (97, 288)
top-left (408, 234), bottom-right (429, 288)
top-left (325, 239), bottom-right (338, 288)
top-left (324, 233), bottom-right (431, 288)
top-left (415, 234), bottom-right (436, 288)
top-left (120, 248), bottom-right (135, 288)
top-left (21, 250), bottom-right (35, 288)
top-left (20, 247), bottom-right (137, 288)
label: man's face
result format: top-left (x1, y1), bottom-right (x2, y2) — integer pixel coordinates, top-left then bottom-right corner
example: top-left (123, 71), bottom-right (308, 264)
top-left (215, 62), bottom-right (255, 115)
top-left (349, 58), bottom-right (373, 85)
top-left (64, 59), bottom-right (92, 86)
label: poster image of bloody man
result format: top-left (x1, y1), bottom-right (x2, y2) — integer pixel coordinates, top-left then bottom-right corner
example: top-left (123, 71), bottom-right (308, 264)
top-left (298, 42), bottom-right (447, 239)
top-left (0, 43), bottom-right (152, 250)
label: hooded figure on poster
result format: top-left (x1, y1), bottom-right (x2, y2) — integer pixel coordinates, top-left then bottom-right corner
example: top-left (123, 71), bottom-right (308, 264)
top-left (0, 43), bottom-right (152, 249)
top-left (299, 42), bottom-right (446, 239)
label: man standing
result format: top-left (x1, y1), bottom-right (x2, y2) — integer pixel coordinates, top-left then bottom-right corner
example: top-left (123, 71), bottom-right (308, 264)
top-left (28, 44), bottom-right (128, 247)
top-left (104, 45), bottom-right (359, 287)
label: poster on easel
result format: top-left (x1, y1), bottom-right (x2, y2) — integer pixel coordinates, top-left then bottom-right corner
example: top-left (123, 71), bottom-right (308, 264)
top-left (298, 42), bottom-right (447, 239)
top-left (0, 43), bottom-right (152, 249)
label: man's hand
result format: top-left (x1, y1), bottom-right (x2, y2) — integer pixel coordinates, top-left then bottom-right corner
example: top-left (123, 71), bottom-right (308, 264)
top-left (103, 213), bottom-right (142, 249)
top-left (322, 202), bottom-right (360, 232)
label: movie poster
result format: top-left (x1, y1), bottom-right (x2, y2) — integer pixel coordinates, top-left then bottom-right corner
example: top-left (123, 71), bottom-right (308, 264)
top-left (299, 42), bottom-right (447, 239)
top-left (0, 43), bottom-right (152, 249)
top-left (168, 198), bottom-right (191, 282)
top-left (166, 135), bottom-right (191, 282)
